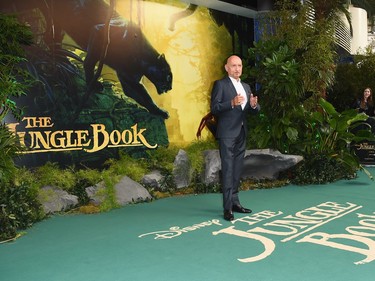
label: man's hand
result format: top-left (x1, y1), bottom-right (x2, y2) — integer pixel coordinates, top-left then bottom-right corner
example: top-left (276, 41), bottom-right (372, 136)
top-left (249, 93), bottom-right (258, 108)
top-left (231, 94), bottom-right (245, 107)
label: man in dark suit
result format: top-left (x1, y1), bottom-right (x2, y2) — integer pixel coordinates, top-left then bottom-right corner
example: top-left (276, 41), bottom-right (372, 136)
top-left (210, 55), bottom-right (260, 221)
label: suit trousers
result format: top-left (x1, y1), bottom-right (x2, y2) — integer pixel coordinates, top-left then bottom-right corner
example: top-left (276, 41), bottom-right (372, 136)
top-left (218, 126), bottom-right (246, 211)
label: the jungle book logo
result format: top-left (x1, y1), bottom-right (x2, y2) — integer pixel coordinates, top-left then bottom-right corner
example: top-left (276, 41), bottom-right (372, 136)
top-left (139, 201), bottom-right (375, 265)
top-left (8, 117), bottom-right (157, 154)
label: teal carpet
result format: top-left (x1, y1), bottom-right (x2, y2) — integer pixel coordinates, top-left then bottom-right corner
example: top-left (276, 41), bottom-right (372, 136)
top-left (1, 168), bottom-right (375, 281)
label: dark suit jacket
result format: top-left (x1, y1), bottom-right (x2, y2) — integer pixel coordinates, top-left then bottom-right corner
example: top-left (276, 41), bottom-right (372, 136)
top-left (210, 76), bottom-right (260, 139)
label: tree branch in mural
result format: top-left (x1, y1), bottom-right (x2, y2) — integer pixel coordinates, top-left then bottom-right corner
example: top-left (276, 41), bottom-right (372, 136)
top-left (168, 3), bottom-right (252, 57)
top-left (2, 0), bottom-right (173, 119)
top-left (80, 0), bottom-right (115, 117)
top-left (168, 4), bottom-right (197, 31)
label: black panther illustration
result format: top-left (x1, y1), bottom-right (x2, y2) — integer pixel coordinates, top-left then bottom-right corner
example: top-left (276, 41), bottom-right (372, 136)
top-left (1, 0), bottom-right (173, 119)
top-left (83, 18), bottom-right (173, 119)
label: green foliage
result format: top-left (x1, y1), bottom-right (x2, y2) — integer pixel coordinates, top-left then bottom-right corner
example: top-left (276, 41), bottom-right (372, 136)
top-left (0, 181), bottom-right (44, 241)
top-left (0, 14), bottom-right (34, 184)
top-left (0, 13), bottom-right (34, 121)
top-left (185, 140), bottom-right (221, 194)
top-left (286, 98), bottom-right (374, 182)
top-left (34, 162), bottom-right (77, 190)
top-left (254, 0), bottom-right (337, 96)
top-left (75, 167), bottom-right (102, 186)
top-left (302, 99), bottom-right (373, 168)
top-left (286, 154), bottom-right (355, 185)
top-left (185, 140), bottom-right (217, 175)
top-left (329, 48), bottom-right (375, 112)
top-left (98, 153), bottom-right (150, 211)
top-left (72, 168), bottom-right (102, 205)
top-left (105, 152), bottom-right (148, 182)
top-left (157, 172), bottom-right (176, 193)
top-left (250, 43), bottom-right (304, 107)
top-left (99, 172), bottom-right (120, 212)
top-left (247, 42), bottom-right (305, 152)
top-left (246, 0), bottom-right (338, 152)
top-left (191, 173), bottom-right (221, 194)
top-left (0, 14), bottom-right (33, 56)
top-left (241, 178), bottom-right (289, 190)
top-left (328, 62), bottom-right (359, 112)
top-left (0, 125), bottom-right (21, 184)
top-left (0, 14), bottom-right (43, 241)
top-left (146, 145), bottom-right (180, 172)
top-left (144, 145), bottom-right (179, 193)
top-left (244, 0), bottom-right (373, 183)
top-left (144, 141), bottom-right (220, 194)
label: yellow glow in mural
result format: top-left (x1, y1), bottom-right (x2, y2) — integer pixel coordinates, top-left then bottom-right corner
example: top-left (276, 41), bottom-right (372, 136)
top-left (115, 0), bottom-right (232, 144)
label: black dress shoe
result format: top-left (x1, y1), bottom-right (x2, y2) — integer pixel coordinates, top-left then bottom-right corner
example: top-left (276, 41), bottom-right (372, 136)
top-left (224, 210), bottom-right (234, 221)
top-left (232, 204), bottom-right (252, 214)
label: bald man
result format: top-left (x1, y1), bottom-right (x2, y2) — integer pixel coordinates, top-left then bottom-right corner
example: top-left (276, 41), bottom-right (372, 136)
top-left (210, 55), bottom-right (260, 221)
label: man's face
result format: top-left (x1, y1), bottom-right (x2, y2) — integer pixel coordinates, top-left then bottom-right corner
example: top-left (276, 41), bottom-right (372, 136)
top-left (225, 56), bottom-right (242, 80)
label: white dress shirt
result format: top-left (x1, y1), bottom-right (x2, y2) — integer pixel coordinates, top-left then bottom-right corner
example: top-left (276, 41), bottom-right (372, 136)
top-left (229, 77), bottom-right (247, 110)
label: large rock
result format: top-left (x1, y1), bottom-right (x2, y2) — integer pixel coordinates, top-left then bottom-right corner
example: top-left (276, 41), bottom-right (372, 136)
top-left (115, 176), bottom-right (153, 205)
top-left (203, 150), bottom-right (221, 185)
top-left (172, 149), bottom-right (191, 188)
top-left (141, 170), bottom-right (164, 190)
top-left (38, 186), bottom-right (79, 214)
top-left (242, 149), bottom-right (303, 180)
top-left (86, 176), bottom-right (152, 206)
top-left (203, 149), bottom-right (303, 184)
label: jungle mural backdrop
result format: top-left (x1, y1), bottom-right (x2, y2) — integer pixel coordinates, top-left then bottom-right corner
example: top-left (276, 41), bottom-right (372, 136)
top-left (1, 0), bottom-right (254, 167)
